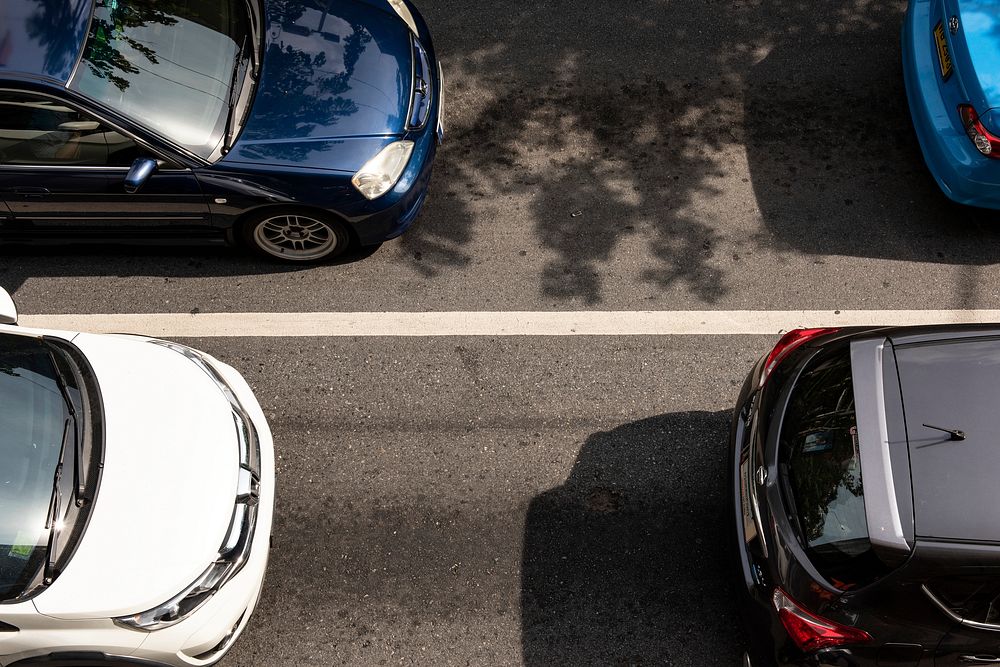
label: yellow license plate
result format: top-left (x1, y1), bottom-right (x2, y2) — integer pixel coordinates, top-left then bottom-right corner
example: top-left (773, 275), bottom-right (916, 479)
top-left (934, 21), bottom-right (953, 80)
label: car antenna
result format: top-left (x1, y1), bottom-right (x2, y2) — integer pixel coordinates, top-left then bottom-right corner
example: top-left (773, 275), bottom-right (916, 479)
top-left (922, 423), bottom-right (966, 441)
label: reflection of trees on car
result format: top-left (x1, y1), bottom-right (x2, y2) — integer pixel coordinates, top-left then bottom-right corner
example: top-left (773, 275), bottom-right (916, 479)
top-left (80, 1), bottom-right (189, 92)
top-left (24, 0), bottom-right (90, 79)
top-left (241, 16), bottom-right (369, 161)
top-left (781, 355), bottom-right (862, 543)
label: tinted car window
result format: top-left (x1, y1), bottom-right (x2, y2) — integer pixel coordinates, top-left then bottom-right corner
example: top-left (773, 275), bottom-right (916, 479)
top-left (779, 348), bottom-right (889, 589)
top-left (70, 0), bottom-right (251, 160)
top-left (0, 91), bottom-right (140, 167)
top-left (0, 336), bottom-right (69, 600)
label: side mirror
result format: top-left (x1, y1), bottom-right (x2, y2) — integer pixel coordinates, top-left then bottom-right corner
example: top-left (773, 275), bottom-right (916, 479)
top-left (124, 157), bottom-right (158, 194)
top-left (0, 287), bottom-right (17, 325)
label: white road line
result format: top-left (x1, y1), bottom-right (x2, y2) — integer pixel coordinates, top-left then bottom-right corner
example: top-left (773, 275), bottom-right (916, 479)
top-left (17, 310), bottom-right (1000, 337)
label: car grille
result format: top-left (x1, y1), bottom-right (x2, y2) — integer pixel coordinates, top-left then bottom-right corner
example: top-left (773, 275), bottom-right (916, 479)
top-left (407, 37), bottom-right (433, 130)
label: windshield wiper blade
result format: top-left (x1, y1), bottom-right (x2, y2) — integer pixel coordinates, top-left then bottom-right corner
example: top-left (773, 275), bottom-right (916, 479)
top-left (222, 38), bottom-right (250, 154)
top-left (43, 418), bottom-right (73, 585)
top-left (922, 423), bottom-right (966, 441)
top-left (48, 350), bottom-right (86, 500)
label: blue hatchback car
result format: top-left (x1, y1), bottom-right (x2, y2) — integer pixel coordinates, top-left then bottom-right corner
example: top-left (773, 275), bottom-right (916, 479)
top-left (0, 0), bottom-right (442, 262)
top-left (903, 0), bottom-right (1000, 209)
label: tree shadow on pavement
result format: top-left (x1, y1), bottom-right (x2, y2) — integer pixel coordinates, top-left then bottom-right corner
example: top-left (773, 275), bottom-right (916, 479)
top-left (409, 0), bottom-right (1000, 305)
top-left (521, 410), bottom-right (741, 666)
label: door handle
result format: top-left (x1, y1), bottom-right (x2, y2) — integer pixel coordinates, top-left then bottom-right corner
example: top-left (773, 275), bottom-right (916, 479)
top-left (961, 656), bottom-right (1000, 663)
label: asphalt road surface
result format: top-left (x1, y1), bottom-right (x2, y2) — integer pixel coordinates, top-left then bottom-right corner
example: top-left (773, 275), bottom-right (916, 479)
top-left (2, 0), bottom-right (995, 664)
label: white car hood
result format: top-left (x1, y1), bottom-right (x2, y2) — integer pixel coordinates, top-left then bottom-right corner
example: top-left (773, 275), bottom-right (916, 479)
top-left (33, 333), bottom-right (239, 619)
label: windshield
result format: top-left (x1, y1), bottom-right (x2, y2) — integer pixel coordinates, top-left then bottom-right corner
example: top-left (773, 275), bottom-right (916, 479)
top-left (69, 0), bottom-right (253, 160)
top-left (0, 336), bottom-right (71, 600)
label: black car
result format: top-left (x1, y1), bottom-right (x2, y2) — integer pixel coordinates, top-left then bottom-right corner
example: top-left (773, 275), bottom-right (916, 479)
top-left (731, 325), bottom-right (1000, 666)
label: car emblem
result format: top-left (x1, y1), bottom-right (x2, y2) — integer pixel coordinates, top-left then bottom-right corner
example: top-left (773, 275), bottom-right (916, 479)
top-left (949, 16), bottom-right (959, 34)
top-left (415, 78), bottom-right (428, 97)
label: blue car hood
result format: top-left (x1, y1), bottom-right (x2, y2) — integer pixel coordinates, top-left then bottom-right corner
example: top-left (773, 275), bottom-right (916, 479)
top-left (958, 1), bottom-right (1000, 115)
top-left (223, 0), bottom-right (413, 173)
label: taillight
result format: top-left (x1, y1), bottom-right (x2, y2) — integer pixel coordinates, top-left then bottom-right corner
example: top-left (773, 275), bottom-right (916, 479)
top-left (959, 105), bottom-right (1000, 158)
top-left (759, 328), bottom-right (838, 387)
top-left (772, 588), bottom-right (872, 653)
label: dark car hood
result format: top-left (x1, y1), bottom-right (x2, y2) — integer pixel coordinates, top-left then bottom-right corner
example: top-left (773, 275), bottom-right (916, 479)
top-left (223, 0), bottom-right (413, 172)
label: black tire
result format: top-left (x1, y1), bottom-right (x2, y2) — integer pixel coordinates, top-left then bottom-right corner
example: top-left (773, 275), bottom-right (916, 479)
top-left (241, 209), bottom-right (350, 263)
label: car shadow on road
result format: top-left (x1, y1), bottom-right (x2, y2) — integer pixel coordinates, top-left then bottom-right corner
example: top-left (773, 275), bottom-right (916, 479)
top-left (0, 241), bottom-right (382, 295)
top-left (520, 410), bottom-right (741, 666)
top-left (744, 1), bottom-right (1000, 273)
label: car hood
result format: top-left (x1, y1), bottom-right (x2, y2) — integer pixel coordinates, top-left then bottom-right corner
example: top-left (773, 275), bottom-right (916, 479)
top-left (223, 0), bottom-right (413, 172)
top-left (956, 1), bottom-right (1000, 117)
top-left (33, 334), bottom-right (239, 620)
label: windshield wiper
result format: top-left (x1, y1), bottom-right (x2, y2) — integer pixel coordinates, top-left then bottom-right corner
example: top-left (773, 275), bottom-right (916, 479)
top-left (222, 36), bottom-right (251, 154)
top-left (42, 418), bottom-right (73, 585)
top-left (922, 423), bottom-right (966, 441)
top-left (49, 350), bottom-right (86, 500)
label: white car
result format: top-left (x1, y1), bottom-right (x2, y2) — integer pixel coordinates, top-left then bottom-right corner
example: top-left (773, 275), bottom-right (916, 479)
top-left (0, 288), bottom-right (274, 667)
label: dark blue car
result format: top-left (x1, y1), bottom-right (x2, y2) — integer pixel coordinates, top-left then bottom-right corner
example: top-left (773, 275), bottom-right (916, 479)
top-left (0, 0), bottom-right (442, 262)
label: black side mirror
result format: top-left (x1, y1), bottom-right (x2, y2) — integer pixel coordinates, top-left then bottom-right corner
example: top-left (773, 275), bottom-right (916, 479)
top-left (124, 157), bottom-right (158, 194)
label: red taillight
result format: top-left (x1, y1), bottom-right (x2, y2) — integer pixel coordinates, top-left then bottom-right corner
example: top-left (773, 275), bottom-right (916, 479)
top-left (959, 105), bottom-right (1000, 158)
top-left (759, 328), bottom-right (838, 387)
top-left (772, 588), bottom-right (872, 653)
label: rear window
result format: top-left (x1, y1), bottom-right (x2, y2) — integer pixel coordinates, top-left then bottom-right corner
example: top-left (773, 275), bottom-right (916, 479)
top-left (779, 348), bottom-right (889, 590)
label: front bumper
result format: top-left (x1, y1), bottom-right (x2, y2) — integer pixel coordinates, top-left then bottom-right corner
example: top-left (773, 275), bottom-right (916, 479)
top-left (902, 0), bottom-right (1000, 209)
top-left (349, 61), bottom-right (441, 247)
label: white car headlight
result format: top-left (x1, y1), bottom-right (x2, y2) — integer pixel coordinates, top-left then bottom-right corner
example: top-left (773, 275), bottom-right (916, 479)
top-left (351, 140), bottom-right (414, 200)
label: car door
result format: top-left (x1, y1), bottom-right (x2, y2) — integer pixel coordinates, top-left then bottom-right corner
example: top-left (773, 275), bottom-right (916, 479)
top-left (0, 89), bottom-right (209, 237)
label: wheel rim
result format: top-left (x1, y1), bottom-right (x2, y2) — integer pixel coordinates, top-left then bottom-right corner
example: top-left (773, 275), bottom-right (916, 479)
top-left (252, 214), bottom-right (338, 261)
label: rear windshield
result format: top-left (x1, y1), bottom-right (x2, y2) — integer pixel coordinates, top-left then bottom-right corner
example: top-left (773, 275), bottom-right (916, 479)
top-left (779, 348), bottom-right (888, 589)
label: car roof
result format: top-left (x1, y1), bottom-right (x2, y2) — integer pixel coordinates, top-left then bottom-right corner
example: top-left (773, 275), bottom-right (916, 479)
top-left (0, 0), bottom-right (92, 84)
top-left (890, 332), bottom-right (1000, 544)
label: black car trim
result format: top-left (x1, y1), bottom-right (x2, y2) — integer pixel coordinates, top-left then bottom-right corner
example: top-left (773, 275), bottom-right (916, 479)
top-left (922, 584), bottom-right (1000, 632)
top-left (851, 337), bottom-right (911, 556)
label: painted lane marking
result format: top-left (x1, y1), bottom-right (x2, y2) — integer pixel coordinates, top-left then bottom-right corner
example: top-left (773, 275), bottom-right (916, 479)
top-left (18, 310), bottom-right (1000, 337)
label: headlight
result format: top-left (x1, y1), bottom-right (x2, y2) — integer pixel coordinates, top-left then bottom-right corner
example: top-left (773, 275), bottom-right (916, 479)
top-left (351, 140), bottom-right (414, 200)
top-left (115, 341), bottom-right (262, 631)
